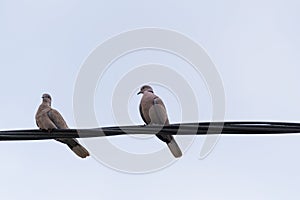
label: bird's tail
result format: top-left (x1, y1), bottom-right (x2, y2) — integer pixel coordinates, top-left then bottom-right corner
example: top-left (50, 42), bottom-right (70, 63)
top-left (156, 134), bottom-right (182, 158)
top-left (56, 138), bottom-right (90, 158)
top-left (167, 138), bottom-right (182, 158)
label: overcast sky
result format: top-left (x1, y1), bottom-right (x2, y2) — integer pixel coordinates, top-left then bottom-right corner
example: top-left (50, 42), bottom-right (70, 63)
top-left (1, 0), bottom-right (300, 199)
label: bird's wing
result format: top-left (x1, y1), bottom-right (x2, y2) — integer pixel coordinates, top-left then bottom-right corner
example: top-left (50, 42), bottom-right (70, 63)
top-left (47, 109), bottom-right (69, 129)
top-left (150, 97), bottom-right (169, 125)
top-left (151, 96), bottom-right (182, 157)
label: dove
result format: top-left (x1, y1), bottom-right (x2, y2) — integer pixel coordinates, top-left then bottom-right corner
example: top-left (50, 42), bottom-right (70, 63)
top-left (138, 85), bottom-right (182, 158)
top-left (35, 93), bottom-right (90, 159)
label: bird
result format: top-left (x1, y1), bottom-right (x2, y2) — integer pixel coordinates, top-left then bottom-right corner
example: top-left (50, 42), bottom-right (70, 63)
top-left (137, 85), bottom-right (182, 158)
top-left (35, 93), bottom-right (90, 159)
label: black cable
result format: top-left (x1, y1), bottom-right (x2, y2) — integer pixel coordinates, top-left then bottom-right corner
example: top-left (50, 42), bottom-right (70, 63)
top-left (0, 121), bottom-right (300, 141)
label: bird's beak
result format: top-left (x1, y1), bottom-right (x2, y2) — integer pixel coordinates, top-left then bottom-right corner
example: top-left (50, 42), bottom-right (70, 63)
top-left (137, 91), bottom-right (142, 95)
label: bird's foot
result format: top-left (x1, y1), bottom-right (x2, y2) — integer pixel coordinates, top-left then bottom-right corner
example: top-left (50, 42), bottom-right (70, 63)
top-left (47, 129), bottom-right (54, 133)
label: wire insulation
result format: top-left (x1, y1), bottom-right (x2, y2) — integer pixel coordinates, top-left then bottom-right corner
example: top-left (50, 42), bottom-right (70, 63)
top-left (1, 121), bottom-right (300, 141)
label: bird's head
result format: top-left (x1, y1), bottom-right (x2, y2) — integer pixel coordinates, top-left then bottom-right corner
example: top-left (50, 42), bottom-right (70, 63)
top-left (137, 85), bottom-right (154, 95)
top-left (42, 93), bottom-right (52, 106)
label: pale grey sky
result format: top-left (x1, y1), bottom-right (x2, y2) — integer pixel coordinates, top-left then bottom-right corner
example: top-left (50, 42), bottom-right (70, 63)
top-left (1, 0), bottom-right (300, 199)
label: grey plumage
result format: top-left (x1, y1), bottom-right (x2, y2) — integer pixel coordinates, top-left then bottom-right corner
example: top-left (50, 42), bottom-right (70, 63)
top-left (138, 85), bottom-right (182, 158)
top-left (35, 93), bottom-right (90, 159)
